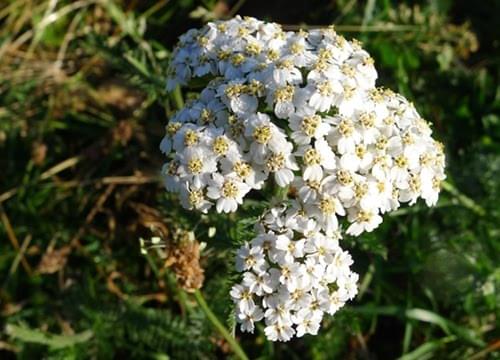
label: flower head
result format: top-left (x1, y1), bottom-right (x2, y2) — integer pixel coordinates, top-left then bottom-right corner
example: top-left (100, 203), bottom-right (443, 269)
top-left (162, 16), bottom-right (446, 342)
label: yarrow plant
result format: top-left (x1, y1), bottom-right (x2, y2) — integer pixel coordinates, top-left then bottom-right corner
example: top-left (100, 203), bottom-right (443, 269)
top-left (161, 16), bottom-right (446, 341)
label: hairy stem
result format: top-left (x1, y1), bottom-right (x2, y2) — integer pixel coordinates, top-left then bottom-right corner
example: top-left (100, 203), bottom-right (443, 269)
top-left (193, 290), bottom-right (249, 360)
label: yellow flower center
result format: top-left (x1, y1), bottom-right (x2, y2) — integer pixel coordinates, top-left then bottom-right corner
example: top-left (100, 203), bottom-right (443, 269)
top-left (338, 119), bottom-right (354, 136)
top-left (273, 29), bottom-right (286, 40)
top-left (409, 174), bottom-right (421, 192)
top-left (354, 182), bottom-right (368, 199)
top-left (341, 64), bottom-right (355, 78)
top-left (359, 112), bottom-right (375, 128)
top-left (217, 49), bottom-right (231, 60)
top-left (291, 289), bottom-right (303, 301)
top-left (375, 136), bottom-right (388, 150)
top-left (184, 130), bottom-right (199, 146)
top-left (351, 38), bottom-right (363, 50)
top-left (274, 85), bottom-right (295, 103)
top-left (217, 23), bottom-right (227, 32)
top-left (276, 59), bottom-right (294, 69)
top-left (335, 35), bottom-right (347, 48)
top-left (373, 155), bottom-right (387, 166)
top-left (237, 27), bottom-right (250, 37)
top-left (383, 116), bottom-right (395, 126)
top-left (417, 118), bottom-right (431, 133)
top-left (319, 197), bottom-right (335, 215)
top-left (224, 83), bottom-right (244, 98)
top-left (267, 49), bottom-right (279, 61)
top-left (197, 36), bottom-right (208, 46)
top-left (167, 161), bottom-right (178, 175)
top-left (303, 148), bottom-right (321, 165)
top-left (241, 289), bottom-right (252, 300)
top-left (166, 122), bottom-right (182, 136)
top-left (318, 48), bottom-right (332, 61)
top-left (402, 132), bottom-right (414, 145)
top-left (245, 42), bottom-right (262, 56)
top-left (395, 155), bottom-right (408, 168)
top-left (200, 108), bottom-right (213, 124)
top-left (343, 85), bottom-right (355, 100)
top-left (301, 115), bottom-right (320, 136)
top-left (234, 161), bottom-right (251, 179)
top-left (368, 88), bottom-right (384, 103)
top-left (337, 169), bottom-right (352, 185)
top-left (253, 125), bottom-right (272, 144)
top-left (212, 136), bottom-right (229, 156)
top-left (377, 181), bottom-right (385, 193)
top-left (317, 81), bottom-right (333, 96)
top-left (392, 188), bottom-right (399, 199)
top-left (245, 254), bottom-right (256, 267)
top-left (231, 53), bottom-right (245, 66)
top-left (266, 152), bottom-right (286, 172)
top-left (432, 177), bottom-right (442, 190)
top-left (247, 79), bottom-right (263, 95)
top-left (222, 180), bottom-right (238, 198)
top-left (230, 122), bottom-right (244, 138)
top-left (281, 266), bottom-right (291, 279)
top-left (357, 210), bottom-right (372, 223)
top-left (419, 153), bottom-right (433, 167)
top-left (314, 59), bottom-right (328, 72)
top-left (355, 144), bottom-right (366, 158)
top-left (188, 189), bottom-right (204, 206)
top-left (290, 42), bottom-right (304, 54)
top-left (363, 56), bottom-right (375, 66)
top-left (261, 240), bottom-right (271, 252)
top-left (306, 179), bottom-right (321, 190)
top-left (188, 158), bottom-right (203, 174)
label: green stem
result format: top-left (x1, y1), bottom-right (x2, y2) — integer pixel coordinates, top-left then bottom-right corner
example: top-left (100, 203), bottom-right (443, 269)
top-left (227, 0), bottom-right (247, 18)
top-left (145, 255), bottom-right (191, 315)
top-left (357, 262), bottom-right (374, 300)
top-left (165, 270), bottom-right (191, 316)
top-left (275, 185), bottom-right (289, 201)
top-left (441, 180), bottom-right (486, 216)
top-left (193, 290), bottom-right (249, 360)
top-left (171, 85), bottom-right (184, 111)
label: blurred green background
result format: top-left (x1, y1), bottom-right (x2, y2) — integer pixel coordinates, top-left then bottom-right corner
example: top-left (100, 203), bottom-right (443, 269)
top-left (0, 0), bottom-right (499, 359)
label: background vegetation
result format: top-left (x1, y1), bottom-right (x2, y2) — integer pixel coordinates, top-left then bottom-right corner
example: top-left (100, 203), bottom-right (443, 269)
top-left (0, 0), bottom-right (498, 358)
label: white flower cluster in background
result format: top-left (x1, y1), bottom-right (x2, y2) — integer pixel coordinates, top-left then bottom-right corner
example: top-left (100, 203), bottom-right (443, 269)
top-left (230, 203), bottom-right (358, 341)
top-left (161, 16), bottom-right (446, 341)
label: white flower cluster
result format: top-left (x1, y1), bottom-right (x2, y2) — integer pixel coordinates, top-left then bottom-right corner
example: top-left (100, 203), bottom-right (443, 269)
top-left (161, 16), bottom-right (446, 341)
top-left (230, 203), bottom-right (358, 341)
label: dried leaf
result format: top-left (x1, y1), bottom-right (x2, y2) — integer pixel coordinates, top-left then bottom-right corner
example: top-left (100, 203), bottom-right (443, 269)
top-left (37, 245), bottom-right (71, 274)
